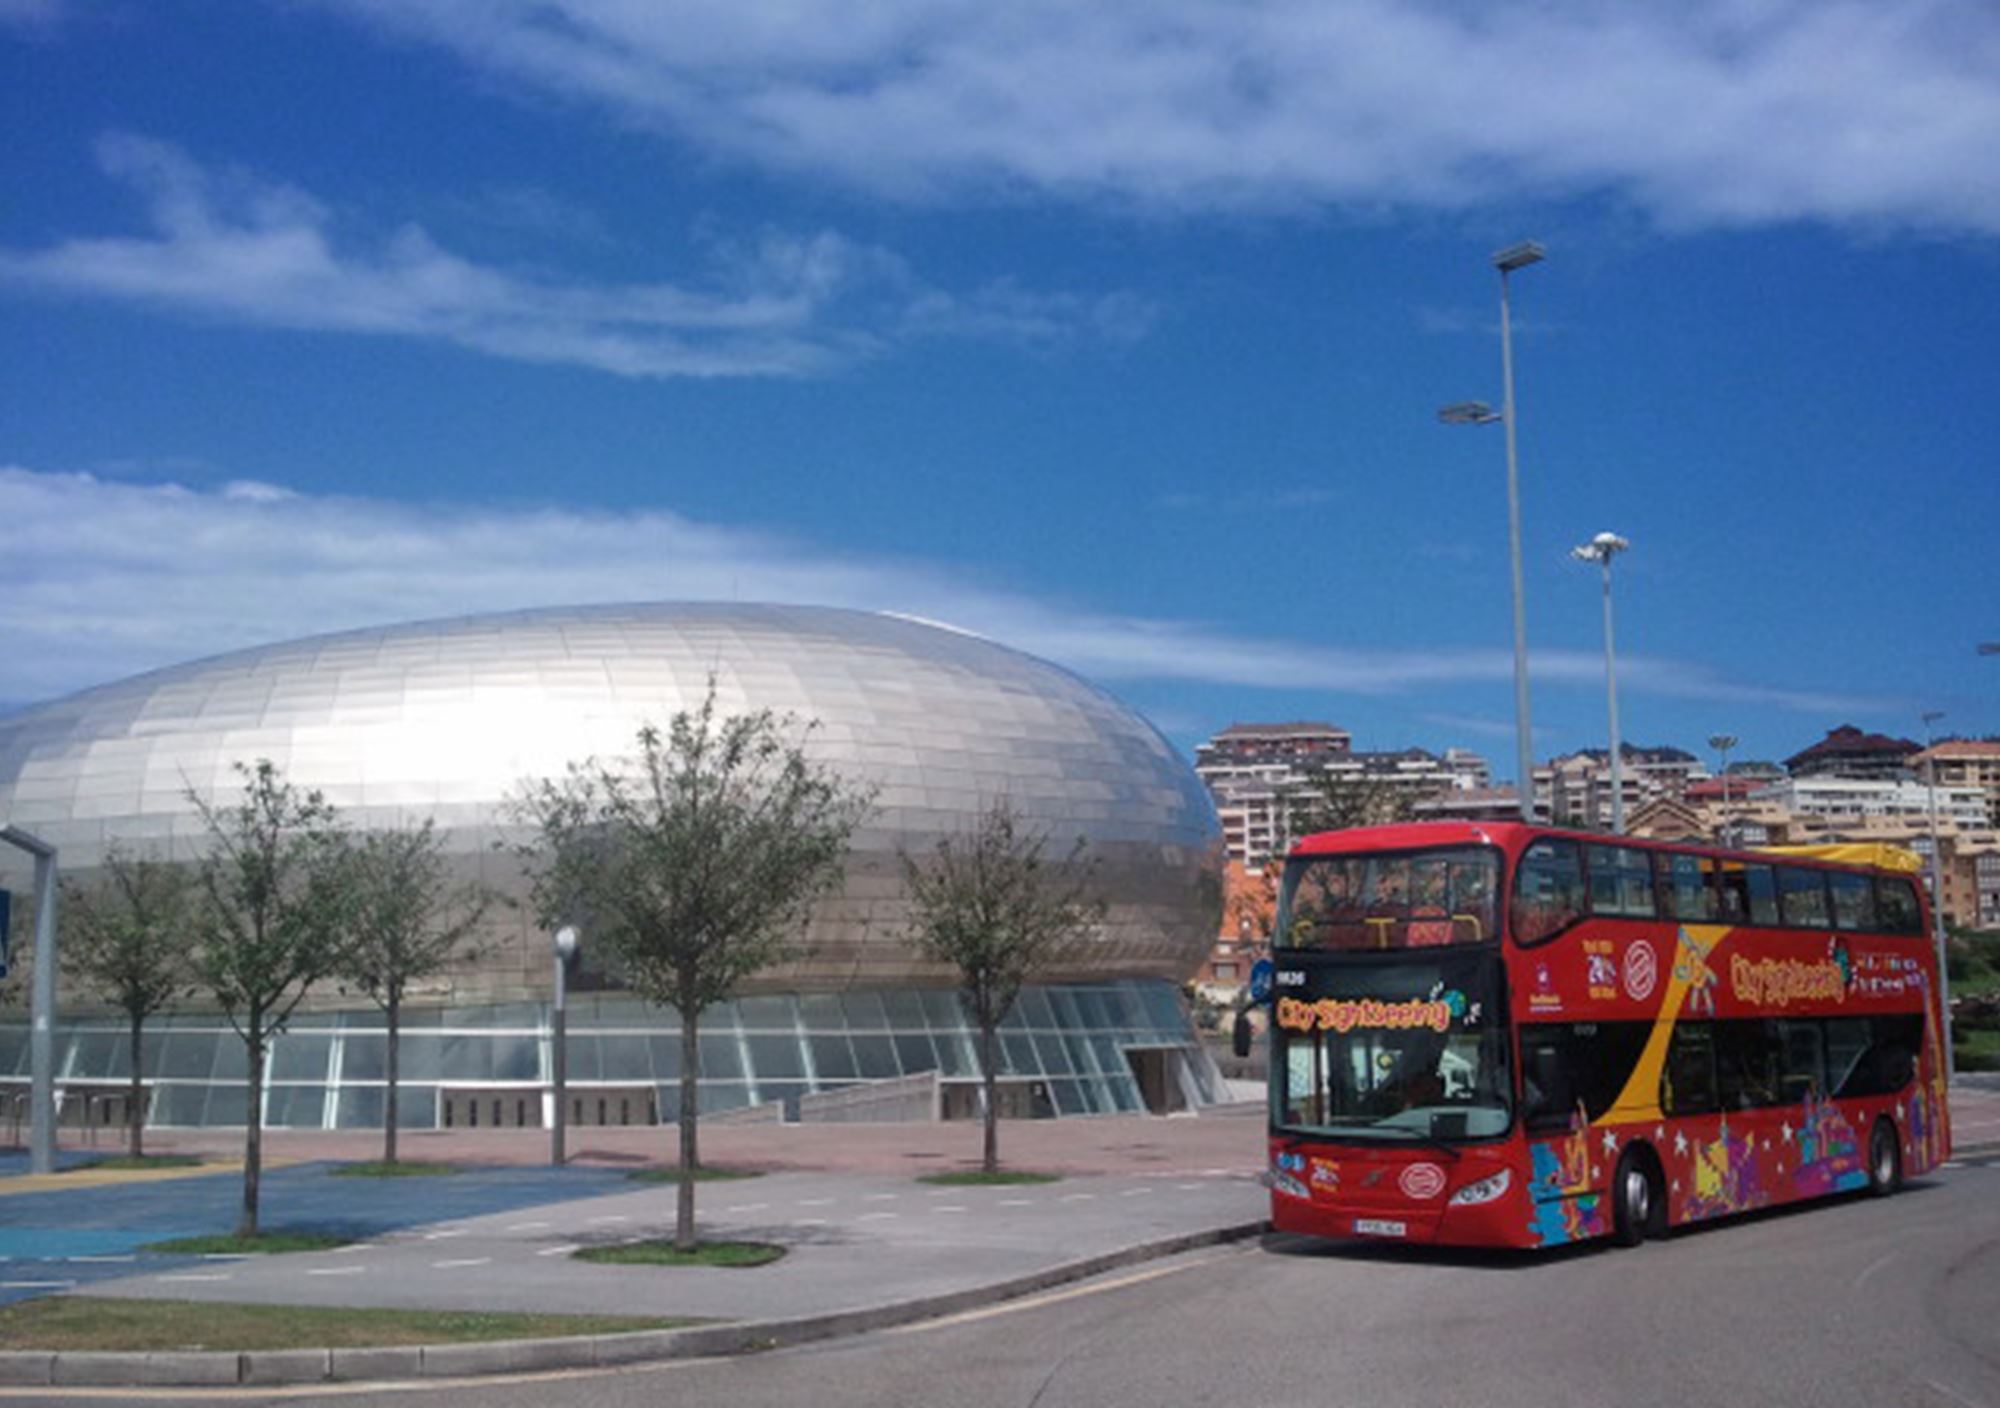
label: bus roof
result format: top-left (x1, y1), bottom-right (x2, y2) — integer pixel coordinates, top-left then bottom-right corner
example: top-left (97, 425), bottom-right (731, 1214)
top-left (1286, 821), bottom-right (1924, 877)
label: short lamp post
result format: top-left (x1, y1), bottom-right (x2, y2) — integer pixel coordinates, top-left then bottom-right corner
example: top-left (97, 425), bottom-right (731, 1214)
top-left (0, 826), bottom-right (59, 1175)
top-left (1570, 531), bottom-right (1631, 834)
top-left (1919, 713), bottom-right (1954, 1083)
top-left (1708, 734), bottom-right (1738, 845)
top-left (551, 925), bottom-right (579, 1166)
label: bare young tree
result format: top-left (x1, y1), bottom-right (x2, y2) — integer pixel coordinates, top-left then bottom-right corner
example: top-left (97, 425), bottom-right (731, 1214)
top-left (61, 847), bottom-right (195, 1161)
top-left (338, 821), bottom-right (489, 1166)
top-left (515, 682), bottom-right (872, 1250)
top-left (1288, 769), bottom-right (1418, 840)
top-left (188, 760), bottom-right (350, 1238)
top-left (900, 798), bottom-right (1104, 1175)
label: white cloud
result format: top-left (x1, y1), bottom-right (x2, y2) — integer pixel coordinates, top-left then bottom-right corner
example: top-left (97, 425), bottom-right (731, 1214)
top-left (0, 465), bottom-right (1891, 721)
top-left (314, 0), bottom-right (2000, 235)
top-left (0, 135), bottom-right (1152, 378)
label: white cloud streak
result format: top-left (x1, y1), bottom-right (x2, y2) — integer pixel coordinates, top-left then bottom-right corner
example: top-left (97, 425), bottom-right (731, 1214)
top-left (314, 0), bottom-right (2000, 235)
top-left (0, 466), bottom-right (1890, 720)
top-left (0, 135), bottom-right (1152, 378)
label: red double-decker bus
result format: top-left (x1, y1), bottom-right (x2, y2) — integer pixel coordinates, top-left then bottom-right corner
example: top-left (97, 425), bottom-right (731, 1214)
top-left (1249, 821), bottom-right (1950, 1249)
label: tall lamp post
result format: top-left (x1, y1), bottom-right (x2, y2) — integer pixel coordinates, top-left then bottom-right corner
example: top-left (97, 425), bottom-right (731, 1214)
top-left (1708, 734), bottom-right (1738, 845)
top-left (1437, 235), bottom-right (1545, 823)
top-left (1919, 713), bottom-right (1954, 1082)
top-left (1571, 532), bottom-right (1631, 833)
top-left (551, 925), bottom-right (579, 1166)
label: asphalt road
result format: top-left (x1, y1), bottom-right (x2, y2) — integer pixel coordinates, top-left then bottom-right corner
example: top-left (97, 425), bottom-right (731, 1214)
top-left (38, 1160), bottom-right (1996, 1408)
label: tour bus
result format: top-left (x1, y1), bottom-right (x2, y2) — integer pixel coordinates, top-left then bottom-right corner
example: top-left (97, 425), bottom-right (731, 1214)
top-left (1242, 821), bottom-right (1950, 1249)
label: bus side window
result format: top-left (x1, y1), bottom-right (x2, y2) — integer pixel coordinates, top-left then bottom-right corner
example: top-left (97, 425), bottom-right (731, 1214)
top-left (1662, 1023), bottom-right (1717, 1116)
top-left (1874, 877), bottom-right (1923, 935)
top-left (1714, 863), bottom-right (1750, 922)
top-left (1744, 865), bottom-right (1780, 925)
top-left (1715, 1020), bottom-right (1781, 1109)
top-left (1512, 839), bottom-right (1584, 945)
top-left (1657, 852), bottom-right (1718, 923)
top-left (1519, 1028), bottom-right (1576, 1132)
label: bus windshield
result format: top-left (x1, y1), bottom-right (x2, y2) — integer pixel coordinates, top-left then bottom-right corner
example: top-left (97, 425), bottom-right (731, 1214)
top-left (1277, 846), bottom-right (1499, 950)
top-left (1273, 951), bottom-right (1509, 1142)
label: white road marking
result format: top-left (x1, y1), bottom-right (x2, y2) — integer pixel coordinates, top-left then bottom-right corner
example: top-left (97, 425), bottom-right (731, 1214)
top-left (506, 1221), bottom-right (551, 1232)
top-left (796, 1218), bottom-right (829, 1227)
top-left (1175, 1183), bottom-right (1202, 1191)
top-left (887, 1255), bottom-right (1222, 1337)
top-left (157, 1273), bottom-right (231, 1283)
top-left (537, 1244), bottom-right (580, 1257)
top-left (1, 1280), bottom-right (74, 1290)
top-left (858, 1211), bottom-right (899, 1221)
top-left (1852, 1251), bottom-right (1898, 1292)
top-left (423, 1229), bottom-right (467, 1241)
top-left (997, 1198), bottom-right (1036, 1207)
top-left (587, 1215), bottom-right (629, 1225)
top-left (1120, 1188), bottom-right (1153, 1198)
top-left (67, 1255), bottom-right (135, 1263)
top-left (433, 1257), bottom-right (491, 1269)
top-left (721, 1203), bottom-right (768, 1214)
top-left (200, 1253), bottom-right (248, 1261)
top-left (933, 1206), bottom-right (967, 1214)
top-left (796, 1198), bottom-right (835, 1207)
top-left (332, 1243), bottom-right (373, 1255)
top-left (305, 1266), bottom-right (366, 1277)
top-left (864, 1192), bottom-right (899, 1201)
top-left (1059, 1193), bottom-right (1096, 1203)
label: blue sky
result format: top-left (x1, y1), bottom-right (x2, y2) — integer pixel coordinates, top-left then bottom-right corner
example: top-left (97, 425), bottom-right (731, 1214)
top-left (3, 1), bottom-right (1996, 779)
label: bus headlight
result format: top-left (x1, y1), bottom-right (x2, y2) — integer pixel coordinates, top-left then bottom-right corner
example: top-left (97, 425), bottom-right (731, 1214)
top-left (1447, 1170), bottom-right (1512, 1207)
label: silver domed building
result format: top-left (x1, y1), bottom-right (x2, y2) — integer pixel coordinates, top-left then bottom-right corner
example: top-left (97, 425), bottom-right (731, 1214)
top-left (0, 604), bottom-right (1226, 1132)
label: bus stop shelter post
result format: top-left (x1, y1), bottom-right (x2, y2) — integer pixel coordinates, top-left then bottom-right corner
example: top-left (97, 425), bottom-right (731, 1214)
top-left (2, 827), bottom-right (60, 1175)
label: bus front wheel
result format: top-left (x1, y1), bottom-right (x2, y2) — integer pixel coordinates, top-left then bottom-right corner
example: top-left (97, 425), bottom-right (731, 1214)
top-left (1868, 1119), bottom-right (1902, 1198)
top-left (1610, 1149), bottom-right (1658, 1248)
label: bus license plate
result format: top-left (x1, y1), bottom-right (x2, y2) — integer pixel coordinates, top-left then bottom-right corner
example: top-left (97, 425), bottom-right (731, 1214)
top-left (1354, 1218), bottom-right (1406, 1238)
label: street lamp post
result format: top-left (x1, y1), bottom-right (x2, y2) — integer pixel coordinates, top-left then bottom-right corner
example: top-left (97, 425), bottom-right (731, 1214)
top-left (1571, 532), bottom-right (1631, 833)
top-left (1919, 713), bottom-right (1954, 1082)
top-left (0, 826), bottom-right (59, 1175)
top-left (1708, 734), bottom-right (1738, 845)
top-left (551, 925), bottom-right (579, 1166)
top-left (1439, 238), bottom-right (1546, 823)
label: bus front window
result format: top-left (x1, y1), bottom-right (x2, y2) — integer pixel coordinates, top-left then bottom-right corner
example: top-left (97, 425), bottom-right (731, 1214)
top-left (1279, 847), bottom-right (1500, 951)
top-left (1273, 956), bottom-right (1510, 1142)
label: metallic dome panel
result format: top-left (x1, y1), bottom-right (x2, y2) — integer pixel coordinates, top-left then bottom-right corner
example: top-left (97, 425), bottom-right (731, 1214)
top-left (0, 604), bottom-right (1222, 1002)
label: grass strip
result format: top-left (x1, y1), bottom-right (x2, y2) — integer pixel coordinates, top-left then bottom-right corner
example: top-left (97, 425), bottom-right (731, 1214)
top-left (626, 1165), bottom-right (764, 1184)
top-left (329, 1160), bottom-right (460, 1178)
top-left (574, 1239), bottom-right (785, 1268)
top-left (141, 1230), bottom-right (353, 1255)
top-left (916, 1170), bottom-right (1063, 1186)
top-left (86, 1154), bottom-right (204, 1171)
top-left (0, 1297), bottom-right (696, 1352)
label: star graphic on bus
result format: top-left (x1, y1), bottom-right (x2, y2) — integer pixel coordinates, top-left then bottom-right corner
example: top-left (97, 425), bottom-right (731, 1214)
top-left (1601, 1129), bottom-right (1618, 1155)
top-left (1674, 1131), bottom-right (1690, 1157)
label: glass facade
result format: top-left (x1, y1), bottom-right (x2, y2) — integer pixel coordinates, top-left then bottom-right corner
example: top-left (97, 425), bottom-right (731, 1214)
top-left (0, 978), bottom-right (1225, 1129)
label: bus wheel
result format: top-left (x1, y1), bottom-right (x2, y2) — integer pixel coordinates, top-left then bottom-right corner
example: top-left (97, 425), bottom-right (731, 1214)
top-left (1611, 1149), bottom-right (1656, 1248)
top-left (1868, 1119), bottom-right (1902, 1198)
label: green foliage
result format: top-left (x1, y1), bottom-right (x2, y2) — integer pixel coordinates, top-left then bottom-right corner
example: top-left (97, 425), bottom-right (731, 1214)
top-left (329, 1160), bottom-right (460, 1178)
top-left (185, 759), bottom-right (351, 1236)
top-left (0, 1298), bottom-right (690, 1352)
top-left (573, 1239), bottom-right (785, 1267)
top-left (1287, 769), bottom-right (1419, 838)
top-left (338, 821), bottom-right (488, 1011)
top-left (514, 682), bottom-right (873, 1015)
top-left (899, 797), bottom-right (1104, 1172)
top-left (142, 1230), bottom-right (352, 1255)
top-left (915, 1169), bottom-right (1062, 1186)
top-left (61, 846), bottom-right (195, 1023)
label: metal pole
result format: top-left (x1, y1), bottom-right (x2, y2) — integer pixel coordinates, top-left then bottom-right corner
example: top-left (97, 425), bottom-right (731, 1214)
top-left (551, 947), bottom-right (568, 1166)
top-left (1499, 268), bottom-right (1534, 822)
top-left (1600, 556), bottom-right (1625, 834)
top-left (1, 827), bottom-right (60, 1176)
top-left (1921, 715), bottom-right (1954, 1082)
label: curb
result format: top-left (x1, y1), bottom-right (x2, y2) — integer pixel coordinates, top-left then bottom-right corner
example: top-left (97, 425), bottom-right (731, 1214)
top-left (0, 1219), bottom-right (1270, 1389)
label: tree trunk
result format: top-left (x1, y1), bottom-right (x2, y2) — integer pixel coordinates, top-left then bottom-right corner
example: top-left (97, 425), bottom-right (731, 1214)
top-left (980, 1019), bottom-right (999, 1175)
top-left (127, 1011), bottom-right (145, 1162)
top-left (677, 1006), bottom-right (699, 1251)
top-left (383, 990), bottom-right (400, 1166)
top-left (238, 1017), bottom-right (264, 1239)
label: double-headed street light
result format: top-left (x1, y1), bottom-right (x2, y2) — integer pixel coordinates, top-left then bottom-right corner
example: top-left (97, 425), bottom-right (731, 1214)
top-left (1571, 532), bottom-right (1631, 833)
top-left (1439, 239), bottom-right (1546, 823)
top-left (1708, 733), bottom-right (1738, 844)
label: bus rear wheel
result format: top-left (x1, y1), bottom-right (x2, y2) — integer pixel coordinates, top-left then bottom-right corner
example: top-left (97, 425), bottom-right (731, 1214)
top-left (1610, 1149), bottom-right (1658, 1247)
top-left (1868, 1119), bottom-right (1902, 1198)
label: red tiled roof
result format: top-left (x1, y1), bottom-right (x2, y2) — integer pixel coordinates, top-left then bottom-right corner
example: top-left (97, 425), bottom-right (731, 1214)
top-left (1785, 724), bottom-right (1920, 767)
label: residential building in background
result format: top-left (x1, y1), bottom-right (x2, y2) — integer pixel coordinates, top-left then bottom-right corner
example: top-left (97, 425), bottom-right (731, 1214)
top-left (1914, 739), bottom-right (2000, 826)
top-left (1785, 724), bottom-right (1922, 779)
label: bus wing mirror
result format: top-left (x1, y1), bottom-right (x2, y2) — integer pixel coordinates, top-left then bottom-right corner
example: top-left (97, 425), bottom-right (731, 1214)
top-left (1232, 1009), bottom-right (1254, 1060)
